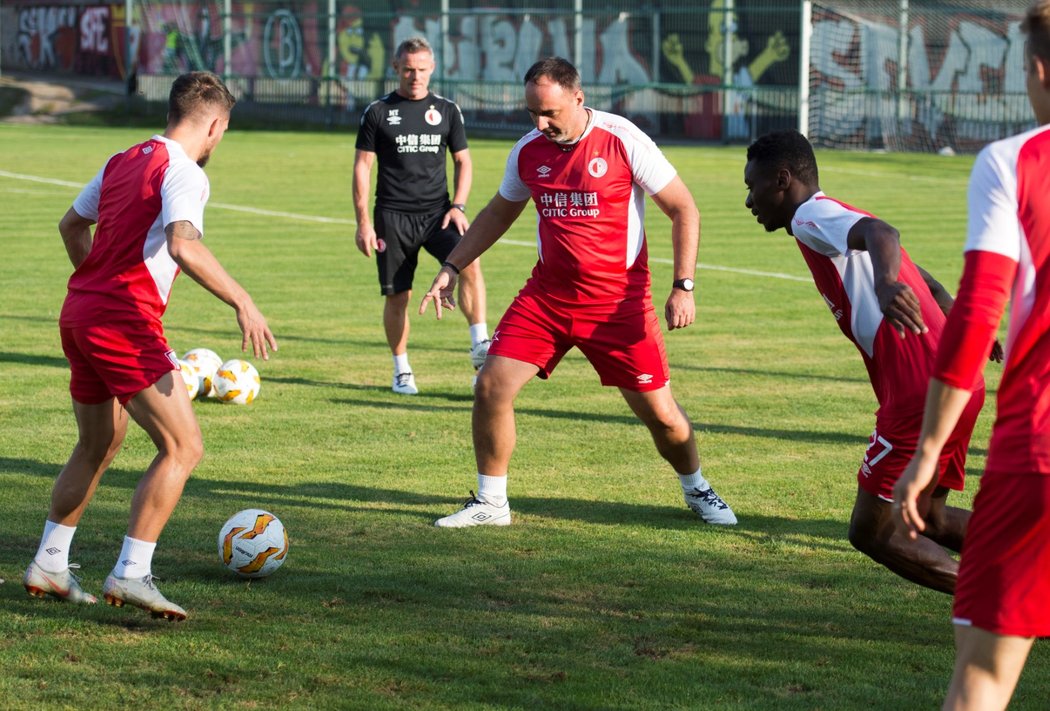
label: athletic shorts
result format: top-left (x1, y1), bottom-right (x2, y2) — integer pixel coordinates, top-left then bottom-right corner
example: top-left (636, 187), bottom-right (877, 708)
top-left (374, 207), bottom-right (460, 295)
top-left (487, 290), bottom-right (669, 392)
top-left (857, 387), bottom-right (984, 501)
top-left (61, 323), bottom-right (179, 405)
top-left (953, 470), bottom-right (1050, 637)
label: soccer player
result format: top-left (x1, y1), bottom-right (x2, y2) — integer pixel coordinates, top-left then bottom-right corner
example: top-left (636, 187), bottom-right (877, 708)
top-left (419, 57), bottom-right (736, 527)
top-left (23, 71), bottom-right (277, 621)
top-left (743, 128), bottom-right (998, 594)
top-left (895, 3), bottom-right (1050, 706)
top-left (353, 36), bottom-right (489, 395)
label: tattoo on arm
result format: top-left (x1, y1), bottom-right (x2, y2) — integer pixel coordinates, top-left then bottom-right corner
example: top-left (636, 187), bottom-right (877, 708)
top-left (166, 220), bottom-right (202, 241)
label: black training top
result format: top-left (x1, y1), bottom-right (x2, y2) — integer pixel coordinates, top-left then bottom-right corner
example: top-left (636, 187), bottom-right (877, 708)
top-left (355, 91), bottom-right (469, 214)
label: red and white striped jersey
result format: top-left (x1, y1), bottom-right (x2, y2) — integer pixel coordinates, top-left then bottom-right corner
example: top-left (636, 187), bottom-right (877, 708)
top-left (498, 109), bottom-right (677, 309)
top-left (60, 135), bottom-right (209, 329)
top-left (791, 192), bottom-right (948, 420)
top-left (936, 124), bottom-right (1050, 475)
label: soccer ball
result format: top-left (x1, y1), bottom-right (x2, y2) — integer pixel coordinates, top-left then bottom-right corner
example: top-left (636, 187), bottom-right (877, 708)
top-left (217, 509), bottom-right (289, 579)
top-left (212, 359), bottom-right (261, 405)
top-left (182, 348), bottom-right (223, 398)
top-left (176, 359), bottom-right (200, 400)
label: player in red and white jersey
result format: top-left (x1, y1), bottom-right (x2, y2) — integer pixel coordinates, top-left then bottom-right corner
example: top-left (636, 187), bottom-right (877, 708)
top-left (419, 57), bottom-right (735, 528)
top-left (744, 129), bottom-right (995, 594)
top-left (895, 4), bottom-right (1050, 706)
top-left (23, 72), bottom-right (277, 621)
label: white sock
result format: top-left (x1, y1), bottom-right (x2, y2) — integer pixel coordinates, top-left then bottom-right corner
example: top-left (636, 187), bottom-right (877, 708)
top-left (678, 468), bottom-right (710, 492)
top-left (34, 520), bottom-right (76, 571)
top-left (477, 473), bottom-right (507, 506)
top-left (470, 323), bottom-right (489, 347)
top-left (113, 536), bottom-right (156, 579)
top-left (393, 353), bottom-right (411, 375)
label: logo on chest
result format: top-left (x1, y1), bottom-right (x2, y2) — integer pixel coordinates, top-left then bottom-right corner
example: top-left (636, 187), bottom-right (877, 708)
top-left (425, 107), bottom-right (442, 126)
top-left (387, 109), bottom-right (401, 126)
top-left (587, 157), bottom-right (608, 178)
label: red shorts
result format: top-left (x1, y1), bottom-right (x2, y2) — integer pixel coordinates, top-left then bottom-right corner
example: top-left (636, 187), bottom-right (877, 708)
top-left (953, 470), bottom-right (1050, 637)
top-left (857, 388), bottom-right (984, 501)
top-left (488, 291), bottom-right (669, 392)
top-left (61, 323), bottom-right (179, 405)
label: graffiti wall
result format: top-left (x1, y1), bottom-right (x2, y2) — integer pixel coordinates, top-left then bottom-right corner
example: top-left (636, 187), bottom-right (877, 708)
top-left (0, 1), bottom-right (1033, 147)
top-left (809, 3), bottom-right (1032, 150)
top-left (10, 4), bottom-right (135, 78)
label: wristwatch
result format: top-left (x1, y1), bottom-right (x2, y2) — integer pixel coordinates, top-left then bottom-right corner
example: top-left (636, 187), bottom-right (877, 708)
top-left (673, 278), bottom-right (695, 292)
top-left (451, 203), bottom-right (467, 212)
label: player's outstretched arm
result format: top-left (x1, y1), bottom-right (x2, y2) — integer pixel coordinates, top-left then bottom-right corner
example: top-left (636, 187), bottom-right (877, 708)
top-left (848, 218), bottom-right (925, 337)
top-left (166, 220), bottom-right (278, 360)
top-left (58, 207), bottom-right (96, 269)
top-left (419, 193), bottom-right (527, 319)
top-left (651, 176), bottom-right (699, 331)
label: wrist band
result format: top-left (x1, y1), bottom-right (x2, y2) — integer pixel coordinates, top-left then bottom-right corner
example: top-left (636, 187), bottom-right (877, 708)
top-left (442, 260), bottom-right (461, 275)
top-left (451, 203), bottom-right (466, 212)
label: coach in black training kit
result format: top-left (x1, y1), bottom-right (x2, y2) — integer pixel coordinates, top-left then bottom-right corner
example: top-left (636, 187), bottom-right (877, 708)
top-left (352, 36), bottom-right (489, 396)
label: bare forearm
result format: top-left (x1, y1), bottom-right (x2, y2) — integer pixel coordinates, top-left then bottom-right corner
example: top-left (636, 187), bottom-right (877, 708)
top-left (58, 207), bottom-right (95, 269)
top-left (916, 378), bottom-right (973, 456)
top-left (671, 209), bottom-right (699, 280)
top-left (451, 151), bottom-right (472, 208)
top-left (443, 196), bottom-right (521, 269)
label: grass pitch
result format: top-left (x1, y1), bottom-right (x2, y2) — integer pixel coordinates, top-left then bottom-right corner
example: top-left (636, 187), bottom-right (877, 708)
top-left (1, 122), bottom-right (1047, 709)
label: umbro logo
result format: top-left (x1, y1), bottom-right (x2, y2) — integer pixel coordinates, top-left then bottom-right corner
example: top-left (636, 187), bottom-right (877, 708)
top-left (472, 512), bottom-right (494, 522)
top-left (45, 547), bottom-right (61, 555)
top-left (387, 109), bottom-right (401, 126)
top-left (637, 373), bottom-right (654, 384)
top-left (536, 165), bottom-right (552, 177)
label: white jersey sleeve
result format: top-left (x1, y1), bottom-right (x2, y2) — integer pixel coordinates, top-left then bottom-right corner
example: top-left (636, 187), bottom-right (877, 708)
top-left (790, 193), bottom-right (866, 257)
top-left (594, 111), bottom-right (676, 195)
top-left (965, 143), bottom-right (1022, 261)
top-left (498, 131), bottom-right (538, 203)
top-left (72, 162), bottom-right (108, 221)
top-left (161, 160), bottom-right (210, 238)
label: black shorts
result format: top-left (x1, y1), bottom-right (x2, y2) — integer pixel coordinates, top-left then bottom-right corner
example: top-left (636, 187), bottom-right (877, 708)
top-left (374, 208), bottom-right (460, 295)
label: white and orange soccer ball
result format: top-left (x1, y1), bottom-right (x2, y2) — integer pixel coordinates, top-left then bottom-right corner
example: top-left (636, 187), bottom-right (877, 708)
top-left (212, 359), bottom-right (261, 405)
top-left (182, 348), bottom-right (223, 399)
top-left (176, 359), bottom-right (200, 400)
top-left (217, 509), bottom-right (289, 579)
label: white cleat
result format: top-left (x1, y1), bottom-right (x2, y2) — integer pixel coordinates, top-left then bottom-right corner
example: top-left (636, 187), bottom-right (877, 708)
top-left (470, 340), bottom-right (491, 370)
top-left (684, 486), bottom-right (738, 525)
top-left (435, 491), bottom-right (512, 528)
top-left (103, 573), bottom-right (187, 621)
top-left (392, 371), bottom-right (418, 395)
top-left (23, 561), bottom-right (97, 604)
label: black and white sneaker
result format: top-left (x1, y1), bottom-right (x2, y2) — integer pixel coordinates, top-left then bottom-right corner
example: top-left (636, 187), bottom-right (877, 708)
top-left (392, 371), bottom-right (418, 395)
top-left (435, 491), bottom-right (511, 528)
top-left (684, 486), bottom-right (737, 525)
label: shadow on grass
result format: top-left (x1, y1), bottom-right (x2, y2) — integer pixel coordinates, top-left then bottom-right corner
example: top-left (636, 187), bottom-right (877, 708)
top-left (0, 351), bottom-right (68, 369)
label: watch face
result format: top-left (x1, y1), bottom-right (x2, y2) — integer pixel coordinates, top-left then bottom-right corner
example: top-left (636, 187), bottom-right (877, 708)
top-left (677, 278), bottom-right (694, 291)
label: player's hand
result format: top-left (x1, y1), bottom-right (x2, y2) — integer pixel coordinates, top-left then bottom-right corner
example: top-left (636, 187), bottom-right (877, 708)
top-left (442, 208), bottom-right (470, 236)
top-left (893, 453), bottom-right (938, 539)
top-left (236, 301), bottom-right (278, 361)
top-left (990, 339), bottom-right (1004, 363)
top-left (355, 224), bottom-right (378, 257)
top-left (875, 280), bottom-right (927, 337)
top-left (418, 267), bottom-right (458, 319)
top-left (664, 288), bottom-right (696, 331)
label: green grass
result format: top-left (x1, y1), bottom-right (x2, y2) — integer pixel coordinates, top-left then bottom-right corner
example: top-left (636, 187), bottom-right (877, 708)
top-left (1, 123), bottom-right (1046, 709)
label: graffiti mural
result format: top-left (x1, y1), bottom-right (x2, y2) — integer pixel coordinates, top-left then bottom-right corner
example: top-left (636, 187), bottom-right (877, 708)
top-left (810, 5), bottom-right (1031, 150)
top-left (17, 6), bottom-right (78, 71)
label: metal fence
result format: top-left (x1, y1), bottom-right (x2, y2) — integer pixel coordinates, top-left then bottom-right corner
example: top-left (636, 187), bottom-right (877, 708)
top-left (2, 0), bottom-right (1038, 149)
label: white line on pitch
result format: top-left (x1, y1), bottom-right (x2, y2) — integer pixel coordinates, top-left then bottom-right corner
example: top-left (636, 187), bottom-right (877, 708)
top-left (0, 168), bottom-right (810, 282)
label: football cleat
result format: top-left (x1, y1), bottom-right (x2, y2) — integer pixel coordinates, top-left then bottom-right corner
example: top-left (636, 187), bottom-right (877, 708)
top-left (470, 339), bottom-right (491, 370)
top-left (392, 371), bottom-right (418, 395)
top-left (23, 561), bottom-right (97, 604)
top-left (435, 491), bottom-right (511, 528)
top-left (684, 486), bottom-right (738, 525)
top-left (103, 573), bottom-right (187, 621)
